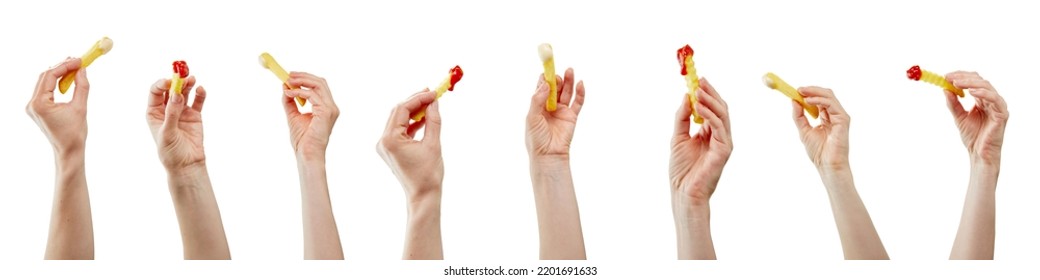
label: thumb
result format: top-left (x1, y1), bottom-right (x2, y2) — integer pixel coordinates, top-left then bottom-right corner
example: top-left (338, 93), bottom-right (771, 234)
top-left (163, 89), bottom-right (186, 134)
top-left (530, 75), bottom-right (550, 112)
top-left (424, 100), bottom-right (442, 144)
top-left (72, 67), bottom-right (90, 106)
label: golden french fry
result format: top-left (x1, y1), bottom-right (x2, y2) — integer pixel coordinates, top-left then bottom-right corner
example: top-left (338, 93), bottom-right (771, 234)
top-left (260, 52), bottom-right (306, 106)
top-left (762, 72), bottom-right (819, 118)
top-left (58, 37), bottom-right (113, 94)
top-left (906, 65), bottom-right (964, 97)
top-left (411, 66), bottom-right (464, 121)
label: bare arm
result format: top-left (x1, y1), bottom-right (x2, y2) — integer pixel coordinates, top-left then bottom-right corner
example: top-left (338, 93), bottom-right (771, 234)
top-left (526, 69), bottom-right (587, 260)
top-left (670, 78), bottom-right (731, 260)
top-left (792, 86), bottom-right (887, 260)
top-left (817, 166), bottom-right (888, 260)
top-left (167, 165), bottom-right (230, 259)
top-left (950, 164), bottom-right (997, 259)
top-left (530, 157), bottom-right (586, 260)
top-left (297, 160), bottom-right (343, 260)
top-left (146, 75), bottom-right (229, 259)
top-left (28, 58), bottom-right (94, 260)
top-left (942, 71), bottom-right (1007, 260)
top-left (377, 90), bottom-right (444, 260)
top-left (283, 72), bottom-right (344, 260)
top-left (45, 149), bottom-right (94, 260)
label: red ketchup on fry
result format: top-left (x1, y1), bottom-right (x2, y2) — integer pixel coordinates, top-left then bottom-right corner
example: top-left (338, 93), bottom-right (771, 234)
top-left (676, 45), bottom-right (694, 76)
top-left (906, 65), bottom-right (922, 80)
top-left (448, 65), bottom-right (463, 91)
top-left (173, 60), bottom-right (189, 78)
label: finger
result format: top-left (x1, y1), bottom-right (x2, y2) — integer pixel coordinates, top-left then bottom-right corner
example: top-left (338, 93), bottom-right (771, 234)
top-left (967, 88), bottom-right (1009, 117)
top-left (530, 74), bottom-right (551, 112)
top-left (792, 101), bottom-right (811, 136)
top-left (796, 86), bottom-right (835, 99)
top-left (944, 89), bottom-right (966, 118)
top-left (700, 78), bottom-right (726, 109)
top-left (406, 118), bottom-right (426, 139)
top-left (555, 75), bottom-right (564, 107)
top-left (696, 101), bottom-right (728, 144)
top-left (559, 68), bottom-right (575, 106)
top-left (163, 86), bottom-right (187, 134)
top-left (803, 96), bottom-right (848, 123)
top-left (945, 71), bottom-right (982, 82)
top-left (282, 89), bottom-right (301, 118)
top-left (287, 72), bottom-right (328, 103)
top-left (674, 93), bottom-right (693, 138)
top-left (387, 91), bottom-right (438, 135)
top-left (34, 58), bottom-right (81, 104)
top-left (951, 78), bottom-right (995, 91)
top-left (285, 88), bottom-right (323, 107)
top-left (800, 87), bottom-right (847, 117)
top-left (572, 80), bottom-right (586, 115)
top-left (287, 72), bottom-right (327, 90)
top-left (149, 79), bottom-right (172, 108)
top-left (191, 86), bottom-right (207, 112)
top-left (423, 100), bottom-right (442, 144)
top-left (696, 88), bottom-right (728, 123)
top-left (701, 78), bottom-right (730, 132)
top-left (177, 76), bottom-right (197, 96)
top-left (71, 67), bottom-right (90, 106)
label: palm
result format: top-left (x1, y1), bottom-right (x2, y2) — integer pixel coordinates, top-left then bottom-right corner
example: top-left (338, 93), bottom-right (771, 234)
top-left (287, 105), bottom-right (338, 157)
top-left (670, 131), bottom-right (728, 200)
top-left (802, 122), bottom-right (849, 168)
top-left (527, 105), bottom-right (577, 157)
top-left (149, 106), bottom-right (205, 168)
top-left (955, 107), bottom-right (1004, 163)
top-left (35, 104), bottom-right (87, 148)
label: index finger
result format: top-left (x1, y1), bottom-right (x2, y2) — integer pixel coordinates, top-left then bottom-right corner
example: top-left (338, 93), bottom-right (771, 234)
top-left (149, 79), bottom-right (171, 107)
top-left (34, 58), bottom-right (82, 103)
top-left (385, 91), bottom-right (438, 135)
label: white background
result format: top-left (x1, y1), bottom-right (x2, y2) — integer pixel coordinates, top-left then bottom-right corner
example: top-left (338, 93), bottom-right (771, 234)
top-left (1, 0), bottom-right (1036, 278)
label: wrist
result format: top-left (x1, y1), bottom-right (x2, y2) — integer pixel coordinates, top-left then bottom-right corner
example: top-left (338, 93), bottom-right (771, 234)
top-left (407, 188), bottom-right (442, 218)
top-left (969, 162), bottom-right (1000, 192)
top-left (970, 157), bottom-right (1000, 172)
top-left (54, 142), bottom-right (85, 162)
top-left (296, 147), bottom-right (327, 164)
top-left (529, 155), bottom-right (571, 173)
top-left (816, 162), bottom-right (851, 178)
top-left (297, 157), bottom-right (327, 171)
top-left (673, 198), bottom-right (710, 222)
top-left (166, 163), bottom-right (209, 188)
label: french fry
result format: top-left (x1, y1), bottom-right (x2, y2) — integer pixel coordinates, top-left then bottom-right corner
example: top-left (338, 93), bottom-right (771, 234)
top-left (906, 65), bottom-right (964, 97)
top-left (762, 72), bottom-right (819, 119)
top-left (259, 52), bottom-right (306, 106)
top-left (58, 37), bottom-right (113, 94)
top-left (538, 43), bottom-right (557, 112)
top-left (411, 65), bottom-right (464, 121)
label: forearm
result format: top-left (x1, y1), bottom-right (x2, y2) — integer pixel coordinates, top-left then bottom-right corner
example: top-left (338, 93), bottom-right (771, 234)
top-left (950, 163), bottom-right (998, 260)
top-left (298, 159), bottom-right (344, 260)
top-left (530, 156), bottom-right (586, 260)
top-left (403, 190), bottom-right (443, 259)
top-left (673, 201), bottom-right (715, 260)
top-left (167, 164), bottom-right (230, 260)
top-left (818, 166), bottom-right (888, 260)
top-left (45, 149), bottom-right (94, 260)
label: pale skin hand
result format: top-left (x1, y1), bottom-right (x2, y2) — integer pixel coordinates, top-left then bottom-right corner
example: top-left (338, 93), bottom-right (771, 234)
top-left (376, 90), bottom-right (444, 260)
top-left (282, 72), bottom-right (344, 260)
top-left (28, 58), bottom-right (94, 260)
top-left (526, 68), bottom-right (587, 260)
top-left (944, 71), bottom-right (1008, 260)
top-left (146, 76), bottom-right (230, 260)
top-left (669, 78), bottom-right (731, 260)
top-left (792, 87), bottom-right (888, 260)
